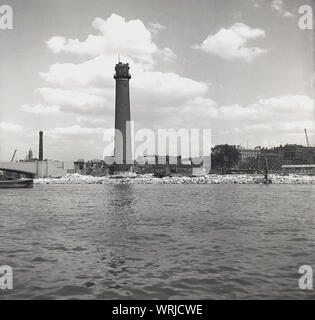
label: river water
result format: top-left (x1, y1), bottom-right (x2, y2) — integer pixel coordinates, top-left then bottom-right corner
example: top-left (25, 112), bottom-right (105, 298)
top-left (1, 184), bottom-right (315, 299)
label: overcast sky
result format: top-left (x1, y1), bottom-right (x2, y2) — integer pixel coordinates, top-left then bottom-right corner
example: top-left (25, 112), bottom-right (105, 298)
top-left (0, 0), bottom-right (314, 161)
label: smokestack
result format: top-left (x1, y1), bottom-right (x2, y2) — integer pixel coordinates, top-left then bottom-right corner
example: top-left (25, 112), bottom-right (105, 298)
top-left (39, 131), bottom-right (43, 161)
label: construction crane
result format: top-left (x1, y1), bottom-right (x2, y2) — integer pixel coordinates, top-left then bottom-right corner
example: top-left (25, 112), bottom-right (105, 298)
top-left (11, 150), bottom-right (17, 162)
top-left (304, 129), bottom-right (310, 147)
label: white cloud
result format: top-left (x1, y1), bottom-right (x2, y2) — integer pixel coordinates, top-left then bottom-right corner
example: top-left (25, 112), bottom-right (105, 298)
top-left (148, 22), bottom-right (165, 35)
top-left (271, 0), bottom-right (295, 18)
top-left (253, 95), bottom-right (313, 118)
top-left (40, 55), bottom-right (115, 88)
top-left (250, 0), bottom-right (262, 8)
top-left (36, 14), bottom-right (206, 125)
top-left (21, 104), bottom-right (61, 115)
top-left (132, 69), bottom-right (208, 99)
top-left (76, 115), bottom-right (108, 127)
top-left (46, 14), bottom-right (175, 67)
top-left (47, 125), bottom-right (104, 137)
top-left (132, 93), bottom-right (314, 149)
top-left (193, 23), bottom-right (267, 62)
top-left (160, 47), bottom-right (177, 62)
top-left (160, 94), bottom-right (314, 146)
top-left (40, 55), bottom-right (208, 104)
top-left (0, 122), bottom-right (23, 132)
top-left (206, 95), bottom-right (312, 123)
top-left (37, 88), bottom-right (107, 112)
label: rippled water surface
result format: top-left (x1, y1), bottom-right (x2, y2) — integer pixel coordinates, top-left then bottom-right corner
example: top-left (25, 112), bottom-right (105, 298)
top-left (1, 184), bottom-right (315, 299)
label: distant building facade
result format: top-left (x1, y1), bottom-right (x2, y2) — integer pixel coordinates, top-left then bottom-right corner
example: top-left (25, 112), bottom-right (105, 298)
top-left (236, 146), bottom-right (261, 171)
top-left (235, 144), bottom-right (315, 172)
top-left (74, 155), bottom-right (204, 177)
top-left (281, 145), bottom-right (315, 165)
top-left (282, 164), bottom-right (315, 175)
top-left (133, 155), bottom-right (203, 177)
top-left (237, 146), bottom-right (261, 161)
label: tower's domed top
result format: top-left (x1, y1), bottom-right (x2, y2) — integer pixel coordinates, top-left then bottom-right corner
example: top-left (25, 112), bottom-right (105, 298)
top-left (114, 62), bottom-right (131, 79)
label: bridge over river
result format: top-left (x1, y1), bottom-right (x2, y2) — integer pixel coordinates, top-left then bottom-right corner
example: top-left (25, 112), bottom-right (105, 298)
top-left (0, 162), bottom-right (37, 175)
top-left (0, 160), bottom-right (73, 178)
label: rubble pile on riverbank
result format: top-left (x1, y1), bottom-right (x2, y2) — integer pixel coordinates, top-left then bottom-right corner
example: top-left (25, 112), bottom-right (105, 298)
top-left (34, 173), bottom-right (315, 185)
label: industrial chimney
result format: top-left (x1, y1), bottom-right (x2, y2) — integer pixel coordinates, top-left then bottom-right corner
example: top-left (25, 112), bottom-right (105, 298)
top-left (114, 62), bottom-right (132, 168)
top-left (39, 131), bottom-right (43, 161)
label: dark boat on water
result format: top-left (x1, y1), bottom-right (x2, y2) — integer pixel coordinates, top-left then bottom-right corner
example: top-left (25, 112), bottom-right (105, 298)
top-left (0, 170), bottom-right (34, 189)
top-left (0, 179), bottom-right (34, 189)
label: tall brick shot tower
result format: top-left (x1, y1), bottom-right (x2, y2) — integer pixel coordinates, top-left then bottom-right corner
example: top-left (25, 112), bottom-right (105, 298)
top-left (113, 62), bottom-right (132, 170)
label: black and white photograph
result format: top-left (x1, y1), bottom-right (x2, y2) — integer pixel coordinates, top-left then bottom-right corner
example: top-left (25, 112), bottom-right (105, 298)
top-left (0, 0), bottom-right (314, 307)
